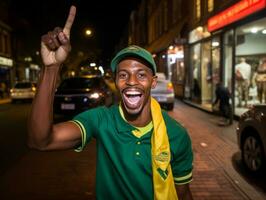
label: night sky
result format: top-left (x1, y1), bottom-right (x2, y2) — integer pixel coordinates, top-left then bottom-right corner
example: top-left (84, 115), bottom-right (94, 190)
top-left (8, 0), bottom-right (141, 65)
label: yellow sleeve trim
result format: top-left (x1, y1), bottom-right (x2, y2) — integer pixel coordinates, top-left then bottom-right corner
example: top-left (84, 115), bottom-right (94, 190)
top-left (174, 172), bottom-right (192, 182)
top-left (69, 120), bottom-right (87, 152)
top-left (175, 178), bottom-right (193, 185)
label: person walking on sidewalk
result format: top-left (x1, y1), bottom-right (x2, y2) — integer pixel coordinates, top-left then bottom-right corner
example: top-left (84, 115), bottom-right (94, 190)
top-left (27, 5), bottom-right (193, 200)
top-left (213, 82), bottom-right (233, 126)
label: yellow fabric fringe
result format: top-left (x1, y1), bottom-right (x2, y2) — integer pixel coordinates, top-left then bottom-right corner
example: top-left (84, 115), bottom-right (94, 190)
top-left (151, 97), bottom-right (178, 200)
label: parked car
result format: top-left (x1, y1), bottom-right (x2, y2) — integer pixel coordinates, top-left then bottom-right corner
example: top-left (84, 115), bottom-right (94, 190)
top-left (236, 104), bottom-right (266, 173)
top-left (10, 81), bottom-right (37, 103)
top-left (151, 72), bottom-right (175, 110)
top-left (54, 76), bottom-right (114, 115)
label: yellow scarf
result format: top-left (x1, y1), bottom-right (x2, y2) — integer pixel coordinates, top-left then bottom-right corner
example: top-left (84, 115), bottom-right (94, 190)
top-left (151, 97), bottom-right (178, 200)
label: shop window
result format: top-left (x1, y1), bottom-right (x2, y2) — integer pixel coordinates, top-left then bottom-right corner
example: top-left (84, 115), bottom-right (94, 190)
top-left (234, 17), bottom-right (266, 116)
top-left (201, 40), bottom-right (212, 109)
top-left (223, 30), bottom-right (234, 92)
top-left (211, 36), bottom-right (221, 102)
top-left (190, 43), bottom-right (201, 102)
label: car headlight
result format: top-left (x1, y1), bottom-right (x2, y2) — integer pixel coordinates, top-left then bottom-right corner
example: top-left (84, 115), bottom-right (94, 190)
top-left (89, 92), bottom-right (100, 99)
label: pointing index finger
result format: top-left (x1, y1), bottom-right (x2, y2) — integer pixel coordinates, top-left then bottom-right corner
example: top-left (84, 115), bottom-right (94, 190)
top-left (63, 5), bottom-right (76, 37)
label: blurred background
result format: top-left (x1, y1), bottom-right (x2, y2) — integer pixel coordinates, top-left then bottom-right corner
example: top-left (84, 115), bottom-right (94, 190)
top-left (0, 0), bottom-right (266, 199)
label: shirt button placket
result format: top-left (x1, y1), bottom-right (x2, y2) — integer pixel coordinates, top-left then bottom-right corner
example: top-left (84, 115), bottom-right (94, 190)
top-left (135, 140), bottom-right (141, 157)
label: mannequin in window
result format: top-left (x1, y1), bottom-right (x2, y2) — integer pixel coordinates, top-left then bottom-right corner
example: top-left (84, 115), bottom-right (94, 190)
top-left (254, 58), bottom-right (266, 104)
top-left (235, 57), bottom-right (251, 107)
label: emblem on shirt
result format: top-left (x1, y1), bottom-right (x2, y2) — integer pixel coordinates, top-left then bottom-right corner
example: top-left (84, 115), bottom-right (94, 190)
top-left (155, 151), bottom-right (169, 162)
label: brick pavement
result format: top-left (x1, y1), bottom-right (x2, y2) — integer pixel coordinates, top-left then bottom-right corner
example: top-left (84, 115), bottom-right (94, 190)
top-left (169, 100), bottom-right (265, 200)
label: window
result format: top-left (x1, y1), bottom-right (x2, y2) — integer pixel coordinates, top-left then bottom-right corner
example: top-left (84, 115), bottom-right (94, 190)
top-left (208, 0), bottom-right (214, 12)
top-left (234, 17), bottom-right (266, 115)
top-left (196, 0), bottom-right (201, 20)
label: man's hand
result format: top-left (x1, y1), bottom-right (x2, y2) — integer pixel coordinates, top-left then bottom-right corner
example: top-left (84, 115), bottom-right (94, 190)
top-left (41, 6), bottom-right (76, 67)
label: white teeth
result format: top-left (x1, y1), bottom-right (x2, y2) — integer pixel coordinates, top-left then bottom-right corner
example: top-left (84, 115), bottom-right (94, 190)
top-left (125, 91), bottom-right (141, 95)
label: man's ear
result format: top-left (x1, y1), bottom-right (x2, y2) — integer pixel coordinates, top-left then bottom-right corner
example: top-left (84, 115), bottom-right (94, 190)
top-left (151, 75), bottom-right (157, 89)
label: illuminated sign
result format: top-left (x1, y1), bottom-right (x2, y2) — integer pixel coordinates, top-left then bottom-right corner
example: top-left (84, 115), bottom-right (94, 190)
top-left (0, 56), bottom-right (13, 67)
top-left (208, 0), bottom-right (266, 32)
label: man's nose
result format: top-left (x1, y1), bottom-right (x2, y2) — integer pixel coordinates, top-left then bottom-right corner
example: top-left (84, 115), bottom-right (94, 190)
top-left (127, 74), bottom-right (138, 86)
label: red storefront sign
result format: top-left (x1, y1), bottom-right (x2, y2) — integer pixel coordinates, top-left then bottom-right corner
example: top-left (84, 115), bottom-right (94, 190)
top-left (208, 0), bottom-right (266, 32)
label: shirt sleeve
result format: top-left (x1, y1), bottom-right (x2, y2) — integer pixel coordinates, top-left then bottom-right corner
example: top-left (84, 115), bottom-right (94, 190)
top-left (70, 107), bottom-right (103, 152)
top-left (171, 126), bottom-right (193, 185)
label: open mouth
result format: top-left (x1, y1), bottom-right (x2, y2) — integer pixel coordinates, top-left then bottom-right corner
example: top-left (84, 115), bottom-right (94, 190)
top-left (122, 89), bottom-right (144, 109)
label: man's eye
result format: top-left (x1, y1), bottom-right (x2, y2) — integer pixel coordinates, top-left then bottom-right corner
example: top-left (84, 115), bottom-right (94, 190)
top-left (118, 73), bottom-right (127, 79)
top-left (137, 73), bottom-right (146, 79)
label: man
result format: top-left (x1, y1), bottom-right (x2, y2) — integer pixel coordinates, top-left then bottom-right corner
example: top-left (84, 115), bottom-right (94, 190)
top-left (28, 6), bottom-right (193, 200)
top-left (213, 83), bottom-right (232, 126)
top-left (235, 57), bottom-right (251, 107)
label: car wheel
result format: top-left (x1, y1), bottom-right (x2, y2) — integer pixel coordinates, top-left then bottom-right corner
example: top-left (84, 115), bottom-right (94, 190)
top-left (241, 134), bottom-right (265, 173)
top-left (166, 103), bottom-right (174, 110)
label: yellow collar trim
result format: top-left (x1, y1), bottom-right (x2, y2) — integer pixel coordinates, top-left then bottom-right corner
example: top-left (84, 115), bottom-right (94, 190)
top-left (118, 104), bottom-right (153, 138)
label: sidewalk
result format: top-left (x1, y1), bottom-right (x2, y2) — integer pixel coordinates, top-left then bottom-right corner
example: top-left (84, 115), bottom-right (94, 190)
top-left (0, 97), bottom-right (11, 104)
top-left (171, 100), bottom-right (265, 200)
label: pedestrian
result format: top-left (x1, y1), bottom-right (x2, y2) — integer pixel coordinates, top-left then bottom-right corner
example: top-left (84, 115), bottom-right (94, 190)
top-left (213, 82), bottom-right (233, 126)
top-left (28, 6), bottom-right (193, 200)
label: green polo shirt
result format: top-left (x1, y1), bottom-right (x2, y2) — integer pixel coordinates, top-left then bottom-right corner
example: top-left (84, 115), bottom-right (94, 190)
top-left (72, 104), bottom-right (193, 200)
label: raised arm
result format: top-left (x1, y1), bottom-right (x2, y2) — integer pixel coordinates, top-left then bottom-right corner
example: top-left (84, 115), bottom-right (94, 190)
top-left (28, 6), bottom-right (81, 151)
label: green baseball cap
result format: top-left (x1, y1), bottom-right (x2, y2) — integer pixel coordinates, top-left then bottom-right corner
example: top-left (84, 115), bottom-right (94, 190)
top-left (110, 45), bottom-right (157, 75)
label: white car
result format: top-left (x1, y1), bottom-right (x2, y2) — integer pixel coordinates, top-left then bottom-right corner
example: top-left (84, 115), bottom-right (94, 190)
top-left (236, 104), bottom-right (266, 173)
top-left (10, 81), bottom-right (36, 103)
top-left (151, 73), bottom-right (175, 110)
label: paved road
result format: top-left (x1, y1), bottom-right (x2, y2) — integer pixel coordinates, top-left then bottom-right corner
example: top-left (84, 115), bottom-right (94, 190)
top-left (0, 100), bottom-right (265, 200)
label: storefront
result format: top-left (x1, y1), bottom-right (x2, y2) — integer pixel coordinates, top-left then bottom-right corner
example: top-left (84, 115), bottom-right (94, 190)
top-left (153, 43), bottom-right (185, 98)
top-left (185, 0), bottom-right (266, 116)
top-left (0, 56), bottom-right (14, 97)
top-left (167, 45), bottom-right (185, 97)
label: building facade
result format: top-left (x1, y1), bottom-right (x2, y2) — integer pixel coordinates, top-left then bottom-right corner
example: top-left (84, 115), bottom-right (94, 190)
top-left (0, 20), bottom-right (15, 97)
top-left (127, 0), bottom-right (189, 98)
top-left (127, 0), bottom-right (266, 117)
top-left (185, 0), bottom-right (266, 116)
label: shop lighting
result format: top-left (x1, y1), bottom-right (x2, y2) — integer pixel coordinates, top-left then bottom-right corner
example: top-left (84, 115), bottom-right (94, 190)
top-left (212, 41), bottom-right (220, 47)
top-left (262, 29), bottom-right (266, 34)
top-left (162, 55), bottom-right (166, 59)
top-left (90, 63), bottom-right (96, 67)
top-left (196, 26), bottom-right (203, 32)
top-left (251, 28), bottom-right (258, 33)
top-left (152, 54), bottom-right (156, 58)
top-left (168, 45), bottom-right (174, 50)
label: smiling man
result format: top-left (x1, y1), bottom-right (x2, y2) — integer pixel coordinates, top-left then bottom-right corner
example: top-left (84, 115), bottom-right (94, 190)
top-left (28, 6), bottom-right (193, 200)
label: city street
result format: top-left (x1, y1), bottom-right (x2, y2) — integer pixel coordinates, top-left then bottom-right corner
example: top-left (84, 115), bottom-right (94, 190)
top-left (0, 100), bottom-right (265, 200)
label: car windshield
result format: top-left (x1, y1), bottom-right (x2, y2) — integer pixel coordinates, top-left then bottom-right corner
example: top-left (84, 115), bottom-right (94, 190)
top-left (14, 82), bottom-right (32, 88)
top-left (59, 77), bottom-right (104, 89)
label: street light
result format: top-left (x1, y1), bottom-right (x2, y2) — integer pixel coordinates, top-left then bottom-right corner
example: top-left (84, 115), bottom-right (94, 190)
top-left (85, 28), bottom-right (92, 37)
